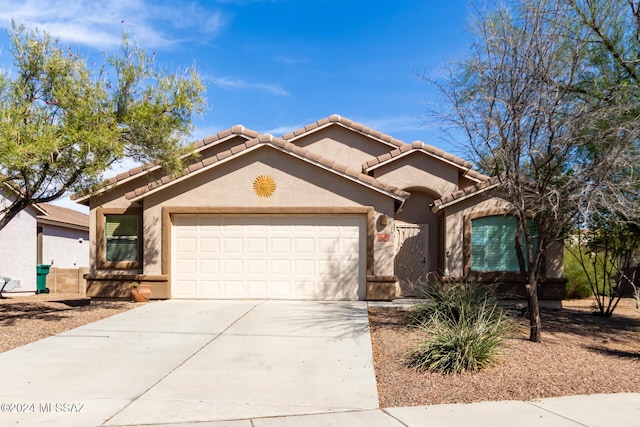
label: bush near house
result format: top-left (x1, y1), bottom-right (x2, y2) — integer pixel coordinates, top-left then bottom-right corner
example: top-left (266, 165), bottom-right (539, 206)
top-left (563, 246), bottom-right (607, 299)
top-left (407, 280), bottom-right (515, 374)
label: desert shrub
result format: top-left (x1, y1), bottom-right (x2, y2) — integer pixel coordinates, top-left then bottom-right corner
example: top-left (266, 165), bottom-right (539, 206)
top-left (563, 247), bottom-right (596, 299)
top-left (407, 280), bottom-right (514, 374)
top-left (407, 280), bottom-right (496, 327)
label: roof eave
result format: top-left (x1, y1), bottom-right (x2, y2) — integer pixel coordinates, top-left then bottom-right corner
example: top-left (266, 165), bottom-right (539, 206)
top-left (430, 183), bottom-right (500, 213)
top-left (127, 142), bottom-right (409, 203)
top-left (363, 149), bottom-right (486, 183)
top-left (72, 128), bottom-right (258, 203)
top-left (283, 115), bottom-right (404, 150)
top-left (36, 217), bottom-right (89, 232)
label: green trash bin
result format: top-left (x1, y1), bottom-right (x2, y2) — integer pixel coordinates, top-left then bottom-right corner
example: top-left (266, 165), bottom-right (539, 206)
top-left (36, 264), bottom-right (51, 294)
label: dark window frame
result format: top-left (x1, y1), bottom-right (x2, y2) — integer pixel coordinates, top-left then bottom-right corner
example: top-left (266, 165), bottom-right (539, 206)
top-left (97, 207), bottom-right (142, 270)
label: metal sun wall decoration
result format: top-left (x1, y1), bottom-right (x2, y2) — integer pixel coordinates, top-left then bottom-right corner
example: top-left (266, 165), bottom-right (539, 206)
top-left (253, 175), bottom-right (276, 198)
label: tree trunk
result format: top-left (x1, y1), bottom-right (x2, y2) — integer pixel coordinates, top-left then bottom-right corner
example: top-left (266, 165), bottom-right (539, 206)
top-left (525, 280), bottom-right (542, 342)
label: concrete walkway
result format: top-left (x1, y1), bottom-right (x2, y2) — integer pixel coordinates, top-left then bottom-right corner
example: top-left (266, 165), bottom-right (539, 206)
top-left (0, 300), bottom-right (637, 426)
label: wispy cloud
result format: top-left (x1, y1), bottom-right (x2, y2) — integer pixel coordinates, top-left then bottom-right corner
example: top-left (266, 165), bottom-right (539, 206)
top-left (0, 0), bottom-right (225, 49)
top-left (273, 55), bottom-right (308, 66)
top-left (211, 75), bottom-right (290, 96)
top-left (359, 115), bottom-right (432, 137)
top-left (262, 123), bottom-right (306, 136)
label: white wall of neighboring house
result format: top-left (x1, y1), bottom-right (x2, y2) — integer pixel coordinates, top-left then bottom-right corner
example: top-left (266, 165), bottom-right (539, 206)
top-left (40, 224), bottom-right (89, 268)
top-left (0, 198), bottom-right (37, 293)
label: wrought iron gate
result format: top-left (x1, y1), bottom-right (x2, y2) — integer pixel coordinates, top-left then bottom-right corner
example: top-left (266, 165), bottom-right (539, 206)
top-left (394, 224), bottom-right (429, 296)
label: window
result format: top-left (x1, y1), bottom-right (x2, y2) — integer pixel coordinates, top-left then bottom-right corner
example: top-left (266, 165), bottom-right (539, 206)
top-left (97, 208), bottom-right (141, 269)
top-left (471, 216), bottom-right (537, 272)
top-left (105, 215), bottom-right (139, 262)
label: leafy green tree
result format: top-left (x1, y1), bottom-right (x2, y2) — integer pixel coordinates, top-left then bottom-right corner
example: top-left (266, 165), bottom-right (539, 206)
top-left (428, 0), bottom-right (640, 341)
top-left (0, 23), bottom-right (205, 230)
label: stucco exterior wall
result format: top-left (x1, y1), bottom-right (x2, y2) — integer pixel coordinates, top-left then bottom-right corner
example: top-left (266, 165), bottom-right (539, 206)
top-left (0, 196), bottom-right (36, 293)
top-left (441, 195), bottom-right (513, 277)
top-left (371, 155), bottom-right (460, 198)
top-left (40, 224), bottom-right (89, 268)
top-left (292, 126), bottom-right (397, 166)
top-left (139, 148), bottom-right (397, 277)
top-left (440, 194), bottom-right (563, 279)
top-left (90, 147), bottom-right (400, 287)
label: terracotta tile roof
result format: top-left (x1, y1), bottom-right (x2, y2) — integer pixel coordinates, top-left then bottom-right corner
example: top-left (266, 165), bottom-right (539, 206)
top-left (282, 114), bottom-right (405, 148)
top-left (430, 177), bottom-right (501, 213)
top-left (125, 134), bottom-right (410, 202)
top-left (71, 125), bottom-right (259, 204)
top-left (363, 140), bottom-right (490, 183)
top-left (35, 203), bottom-right (89, 229)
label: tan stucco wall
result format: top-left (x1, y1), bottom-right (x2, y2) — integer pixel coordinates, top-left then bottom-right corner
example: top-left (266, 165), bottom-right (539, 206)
top-left (440, 194), bottom-right (563, 279)
top-left (372, 154), bottom-right (460, 198)
top-left (442, 195), bottom-right (513, 277)
top-left (292, 126), bottom-right (397, 166)
top-left (91, 147), bottom-right (399, 285)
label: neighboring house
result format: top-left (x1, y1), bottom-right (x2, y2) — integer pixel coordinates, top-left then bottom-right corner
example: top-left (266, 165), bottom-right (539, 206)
top-left (35, 203), bottom-right (90, 268)
top-left (0, 190), bottom-right (89, 295)
top-left (0, 191), bottom-right (39, 294)
top-left (73, 114), bottom-right (564, 301)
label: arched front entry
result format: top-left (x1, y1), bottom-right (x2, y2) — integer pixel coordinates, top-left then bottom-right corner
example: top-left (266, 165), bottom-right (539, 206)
top-left (394, 188), bottom-right (440, 296)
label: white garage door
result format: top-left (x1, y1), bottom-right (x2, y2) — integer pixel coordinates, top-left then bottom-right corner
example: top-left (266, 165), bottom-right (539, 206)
top-left (171, 215), bottom-right (366, 300)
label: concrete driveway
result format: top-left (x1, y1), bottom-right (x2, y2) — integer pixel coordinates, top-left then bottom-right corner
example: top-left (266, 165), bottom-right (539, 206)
top-left (0, 300), bottom-right (379, 426)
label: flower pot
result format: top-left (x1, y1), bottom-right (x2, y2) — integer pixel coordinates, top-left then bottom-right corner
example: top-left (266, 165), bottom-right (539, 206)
top-left (130, 284), bottom-right (151, 302)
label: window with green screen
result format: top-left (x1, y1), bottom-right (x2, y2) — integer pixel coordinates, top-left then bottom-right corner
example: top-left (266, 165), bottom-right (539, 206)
top-left (105, 214), bottom-right (139, 262)
top-left (471, 216), bottom-right (537, 271)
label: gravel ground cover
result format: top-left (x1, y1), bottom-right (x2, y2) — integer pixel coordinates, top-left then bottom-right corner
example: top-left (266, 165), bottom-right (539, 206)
top-left (0, 294), bottom-right (135, 353)
top-left (369, 298), bottom-right (640, 407)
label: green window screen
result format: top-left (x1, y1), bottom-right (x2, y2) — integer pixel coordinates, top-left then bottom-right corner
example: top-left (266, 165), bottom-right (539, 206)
top-left (471, 216), bottom-right (537, 272)
top-left (105, 214), bottom-right (139, 262)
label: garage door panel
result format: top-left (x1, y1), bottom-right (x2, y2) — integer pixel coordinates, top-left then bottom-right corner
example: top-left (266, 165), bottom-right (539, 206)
top-left (270, 238), bottom-right (290, 253)
top-left (270, 281), bottom-right (291, 296)
top-left (247, 259), bottom-right (267, 274)
top-left (294, 281), bottom-right (315, 298)
top-left (200, 258), bottom-right (219, 274)
top-left (176, 258), bottom-right (197, 274)
top-left (200, 280), bottom-right (221, 297)
top-left (221, 280), bottom-right (243, 296)
top-left (176, 237), bottom-right (197, 253)
top-left (294, 259), bottom-right (315, 275)
top-left (247, 237), bottom-right (267, 253)
top-left (199, 216), bottom-right (221, 230)
top-left (176, 280), bottom-right (196, 297)
top-left (248, 280), bottom-right (267, 296)
top-left (173, 216), bottom-right (197, 228)
top-left (294, 238), bottom-right (314, 253)
top-left (199, 237), bottom-right (220, 254)
top-left (271, 259), bottom-right (291, 275)
top-left (223, 237), bottom-right (243, 253)
top-left (318, 238), bottom-right (338, 253)
top-left (223, 259), bottom-right (243, 274)
top-left (172, 215), bottom-right (365, 300)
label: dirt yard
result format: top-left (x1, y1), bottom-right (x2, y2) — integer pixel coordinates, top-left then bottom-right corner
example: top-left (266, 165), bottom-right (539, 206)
top-left (0, 294), bottom-right (135, 353)
top-left (369, 298), bottom-right (640, 407)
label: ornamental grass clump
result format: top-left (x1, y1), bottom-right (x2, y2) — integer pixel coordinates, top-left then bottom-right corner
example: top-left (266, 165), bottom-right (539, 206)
top-left (407, 281), bottom-right (514, 374)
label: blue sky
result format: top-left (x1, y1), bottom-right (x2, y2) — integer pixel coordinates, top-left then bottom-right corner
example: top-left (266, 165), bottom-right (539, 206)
top-left (0, 0), bottom-right (476, 210)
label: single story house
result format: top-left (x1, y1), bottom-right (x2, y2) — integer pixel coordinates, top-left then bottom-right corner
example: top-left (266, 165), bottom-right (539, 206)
top-left (73, 115), bottom-right (564, 301)
top-left (35, 203), bottom-right (90, 269)
top-left (0, 192), bottom-right (89, 295)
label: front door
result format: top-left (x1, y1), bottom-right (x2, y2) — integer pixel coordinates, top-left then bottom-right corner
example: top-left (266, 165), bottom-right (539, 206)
top-left (394, 223), bottom-right (429, 296)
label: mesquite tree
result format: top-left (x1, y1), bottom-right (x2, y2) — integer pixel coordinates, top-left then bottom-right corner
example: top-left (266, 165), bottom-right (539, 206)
top-left (429, 0), bottom-right (640, 341)
top-left (0, 23), bottom-right (205, 230)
